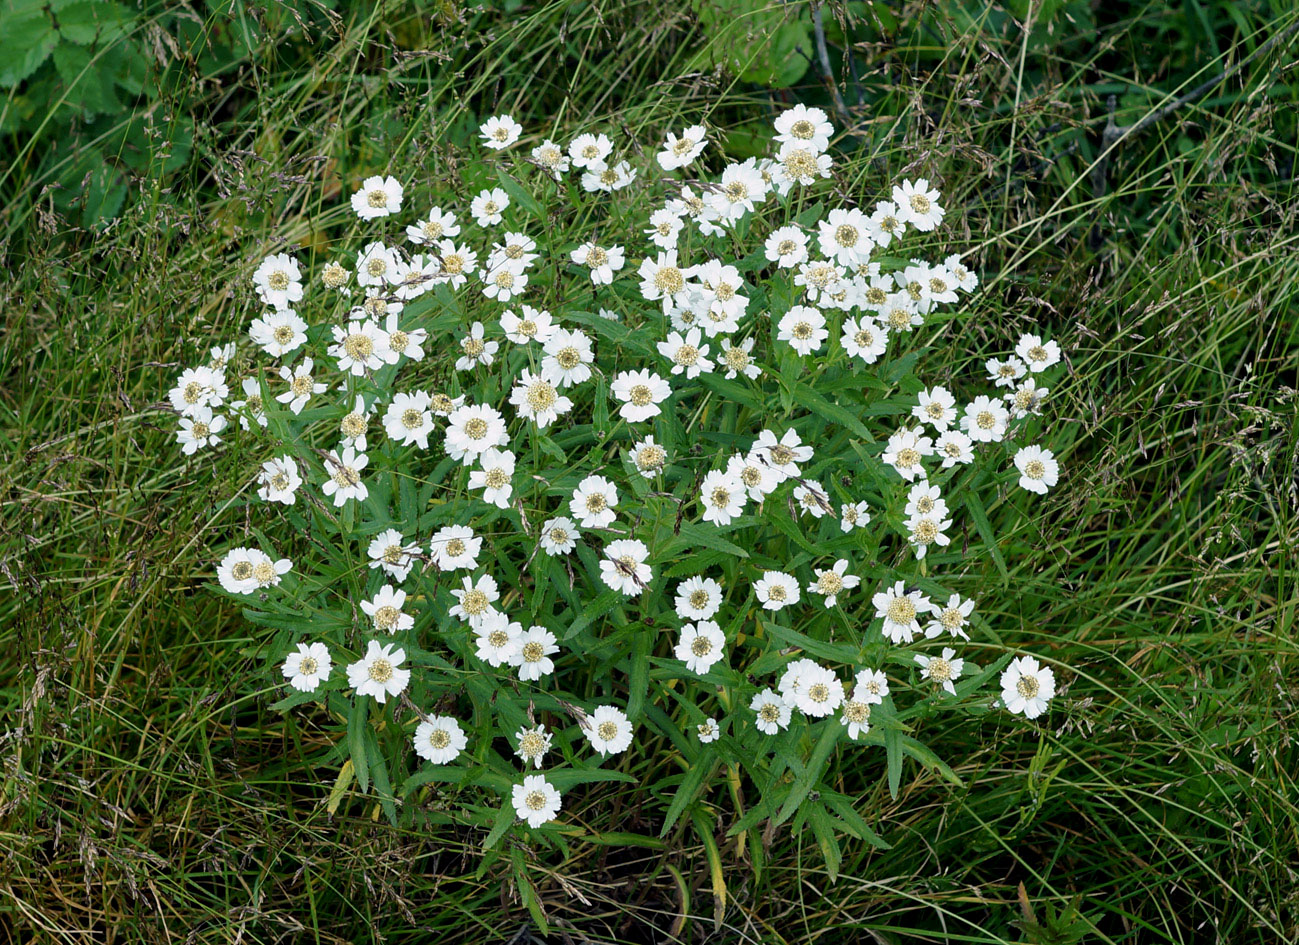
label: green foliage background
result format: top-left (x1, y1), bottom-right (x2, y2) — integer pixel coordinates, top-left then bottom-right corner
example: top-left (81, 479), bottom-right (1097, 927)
top-left (2, 0), bottom-right (1298, 942)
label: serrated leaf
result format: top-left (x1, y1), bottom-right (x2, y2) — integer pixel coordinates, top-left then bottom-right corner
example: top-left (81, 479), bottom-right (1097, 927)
top-left (660, 753), bottom-right (715, 837)
top-left (494, 166), bottom-right (544, 220)
top-left (0, 8), bottom-right (58, 88)
top-left (773, 721), bottom-right (839, 826)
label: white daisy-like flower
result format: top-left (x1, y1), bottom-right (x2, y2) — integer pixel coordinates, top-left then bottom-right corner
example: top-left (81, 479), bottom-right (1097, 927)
top-left (1001, 656), bottom-right (1057, 719)
top-left (470, 187), bottom-right (510, 227)
top-left (429, 391), bottom-right (465, 418)
top-left (444, 403), bottom-right (509, 464)
top-left (882, 428), bottom-right (934, 482)
top-left (541, 328), bottom-right (595, 388)
top-left (764, 224), bottom-right (810, 268)
top-left (645, 208), bottom-right (684, 249)
top-left (338, 395), bottom-right (372, 452)
top-left (510, 626), bottom-right (559, 682)
top-left (455, 321), bottom-right (499, 372)
top-left (892, 178), bottom-right (945, 231)
top-left (480, 114), bottom-right (522, 150)
top-left (570, 475), bottom-right (618, 529)
top-left (329, 319), bottom-right (393, 376)
top-left (809, 559), bottom-right (860, 608)
top-left (432, 240), bottom-right (478, 289)
top-left (840, 697), bottom-right (872, 739)
top-left (751, 428), bottom-right (813, 482)
top-left (581, 159), bottom-right (636, 193)
top-left (1014, 445), bottom-right (1060, 495)
top-left (216, 547), bottom-right (257, 595)
top-left (346, 640), bottom-right (409, 704)
top-left (320, 447), bottom-right (369, 507)
top-left (256, 455), bottom-right (302, 505)
top-left (879, 290), bottom-right (923, 333)
top-left (793, 259), bottom-right (846, 305)
top-left (629, 435), bottom-right (669, 479)
top-left (927, 594), bottom-right (974, 640)
top-left (637, 251), bottom-right (689, 307)
top-left (275, 358), bottom-right (326, 415)
top-left (854, 668), bottom-right (890, 705)
top-left (514, 725), bottom-right (553, 768)
top-left (718, 337), bottom-right (761, 380)
top-left (904, 482), bottom-right (947, 520)
top-left (355, 242), bottom-right (400, 288)
top-left (935, 430), bottom-right (976, 468)
top-left (754, 570), bottom-right (800, 611)
top-left (384, 313), bottom-right (426, 363)
top-left (249, 308), bottom-right (308, 358)
top-left (583, 705), bottom-right (634, 756)
top-left (818, 208), bottom-right (874, 268)
top-left (872, 580), bottom-right (933, 645)
top-left (350, 174), bottom-right (403, 220)
top-left (774, 103), bottom-right (833, 152)
top-left (531, 139), bottom-right (570, 179)
top-left (841, 316), bottom-right (888, 365)
top-left (450, 573), bottom-right (500, 629)
top-left (383, 391), bottom-right (435, 450)
top-left (474, 612), bottom-right (522, 666)
top-left (840, 499), bottom-right (871, 533)
top-left (1005, 377), bottom-right (1049, 419)
top-left (866, 200), bottom-right (906, 247)
top-left (361, 585), bottom-right (414, 634)
top-left (600, 539), bottom-right (651, 596)
top-left (354, 287), bottom-right (402, 321)
top-left (252, 253), bottom-right (303, 310)
top-left (1015, 334), bottom-right (1062, 373)
top-left (674, 575), bottom-right (723, 621)
top-left (657, 124), bottom-right (707, 170)
top-left (468, 448), bottom-right (516, 509)
top-left (394, 254), bottom-right (440, 301)
top-left (772, 141), bottom-right (833, 192)
top-left (903, 261), bottom-right (958, 314)
top-left (943, 252), bottom-right (979, 291)
top-left (657, 328), bottom-right (714, 379)
top-left (413, 715), bottom-right (466, 765)
top-left (429, 524), bottom-right (482, 572)
top-left (699, 469), bottom-right (746, 526)
top-left (568, 132), bottom-right (613, 170)
top-left (960, 396), bottom-right (1011, 444)
top-left (696, 718), bottom-right (721, 743)
top-left (675, 620), bottom-right (726, 675)
top-left (907, 507), bottom-right (954, 557)
top-left (913, 386), bottom-right (957, 431)
top-left (368, 529), bottom-right (422, 583)
top-left (479, 262), bottom-right (528, 302)
top-left (793, 480), bottom-right (833, 519)
top-left (509, 369), bottom-right (573, 429)
top-left (570, 241), bottom-right (625, 285)
top-left (282, 642), bottom-right (331, 692)
top-left (539, 516), bottom-right (579, 555)
top-left (406, 206), bottom-right (460, 245)
top-left (500, 306), bottom-right (557, 345)
top-left (611, 369), bottom-right (671, 422)
top-left (791, 664), bottom-right (844, 718)
top-left (986, 356), bottom-right (1028, 389)
top-left (720, 453), bottom-right (775, 502)
top-left (176, 406), bottom-right (227, 456)
top-left (750, 689), bottom-right (792, 735)
top-left (512, 774), bottom-right (562, 828)
top-left (169, 366), bottom-right (228, 416)
top-left (206, 343), bottom-right (236, 373)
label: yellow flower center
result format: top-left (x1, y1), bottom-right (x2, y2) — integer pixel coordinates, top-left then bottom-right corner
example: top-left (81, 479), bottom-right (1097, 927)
top-left (464, 417), bottom-right (489, 439)
top-left (231, 561), bottom-right (253, 581)
top-left (368, 659), bottom-right (393, 683)
top-left (887, 598), bottom-right (916, 625)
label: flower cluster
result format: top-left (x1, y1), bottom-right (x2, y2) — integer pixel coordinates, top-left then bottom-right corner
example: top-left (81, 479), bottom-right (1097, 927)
top-left (172, 103), bottom-right (1067, 835)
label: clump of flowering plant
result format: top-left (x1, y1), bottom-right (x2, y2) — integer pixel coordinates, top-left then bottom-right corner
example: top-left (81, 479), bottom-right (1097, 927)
top-left (170, 103), bottom-right (1066, 858)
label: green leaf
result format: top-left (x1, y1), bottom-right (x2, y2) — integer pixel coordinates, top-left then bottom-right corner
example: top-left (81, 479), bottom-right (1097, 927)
top-left (563, 587), bottom-right (624, 640)
top-left (364, 729), bottom-right (398, 825)
top-left (820, 792), bottom-right (891, 849)
top-left (494, 166), bottom-right (544, 221)
top-left (660, 753), bottom-right (716, 837)
top-left (806, 802), bottom-right (843, 882)
top-left (348, 697), bottom-right (370, 794)
top-left (542, 768), bottom-right (638, 790)
top-left (773, 721), bottom-right (839, 826)
top-left (482, 800), bottom-right (517, 851)
top-left (791, 381), bottom-right (872, 440)
top-left (0, 7), bottom-right (58, 88)
top-left (665, 520), bottom-right (750, 559)
top-left (885, 721), bottom-right (902, 800)
top-left (964, 491), bottom-right (1010, 584)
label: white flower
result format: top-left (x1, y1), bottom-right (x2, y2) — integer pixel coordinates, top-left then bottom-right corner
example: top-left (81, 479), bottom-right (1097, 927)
top-left (413, 715), bottom-right (466, 764)
top-left (913, 386), bottom-right (957, 431)
top-left (1014, 445), bottom-right (1060, 495)
top-left (568, 132), bottom-right (613, 170)
top-left (355, 242), bottom-right (400, 288)
top-left (406, 206), bottom-right (460, 245)
top-left (791, 664), bottom-right (844, 718)
top-left (657, 328), bottom-right (714, 379)
top-left (361, 585), bottom-right (413, 634)
top-left (368, 529), bottom-right (422, 582)
top-left (570, 475), bottom-right (618, 529)
top-left (249, 308), bottom-right (308, 358)
top-left (320, 447), bottom-right (369, 507)
top-left (338, 395), bottom-right (372, 452)
top-left (1001, 655), bottom-right (1056, 718)
top-left (986, 356), bottom-right (1028, 389)
top-left (176, 406), bottom-right (227, 456)
top-left (935, 430), bottom-right (975, 468)
top-left (217, 547), bottom-right (258, 595)
top-left (275, 358), bottom-right (326, 415)
top-left (583, 705), bottom-right (633, 756)
top-left (699, 470), bottom-right (746, 526)
top-left (384, 391), bottom-right (435, 449)
top-left (582, 159), bottom-right (636, 192)
top-left (571, 241), bottom-right (625, 285)
top-left (772, 141), bottom-right (833, 191)
top-left (629, 435), bottom-right (669, 478)
top-left (718, 337), bottom-right (761, 380)
top-left (793, 480), bottom-right (833, 519)
top-left (512, 774), bottom-right (562, 828)
top-left (429, 525), bottom-right (482, 572)
top-left (346, 640), bottom-right (409, 704)
top-left (611, 369), bottom-right (671, 422)
top-left (818, 208), bottom-right (874, 267)
top-left (879, 290), bottom-right (923, 333)
top-left (282, 642), bottom-right (331, 692)
top-left (470, 187), bottom-right (509, 227)
top-left (726, 452), bottom-right (779, 501)
top-left (794, 259), bottom-right (845, 305)
top-left (455, 322), bottom-right (499, 372)
top-left (840, 697), bottom-right (872, 738)
top-left (330, 319), bottom-right (393, 376)
top-left (866, 200), bottom-right (906, 247)
top-left (539, 516), bottom-right (579, 556)
top-left (754, 571), bottom-right (800, 611)
top-left (501, 306), bottom-right (557, 345)
top-left (904, 482), bottom-right (947, 520)
top-left (541, 328), bottom-right (595, 388)
top-left (823, 491), bottom-right (862, 529)
top-left (961, 396), bottom-right (1010, 444)
top-left (432, 240), bottom-right (478, 289)
top-left (1005, 377), bottom-right (1048, 419)
top-left (907, 510), bottom-right (953, 560)
top-left (600, 539), bottom-right (651, 596)
top-left (510, 626), bottom-right (559, 682)
top-left (479, 262), bottom-right (528, 302)
top-left (638, 250), bottom-right (689, 306)
top-left (882, 428), bottom-right (934, 482)
top-left (531, 139), bottom-right (570, 179)
top-left (444, 403), bottom-right (509, 464)
top-left (385, 316), bottom-right (426, 367)
top-left (696, 718), bottom-right (721, 743)
top-left (751, 428), bottom-right (813, 482)
top-left (480, 114), bottom-right (522, 150)
top-left (1015, 334), bottom-right (1062, 373)
top-left (257, 455), bottom-right (302, 505)
top-left (841, 316), bottom-right (888, 364)
top-left (927, 594), bottom-right (974, 640)
top-left (675, 620), bottom-right (726, 675)
top-left (657, 124), bottom-right (707, 170)
top-left (645, 208), bottom-right (684, 249)
top-left (892, 178), bottom-right (945, 231)
top-left (750, 689), bottom-right (791, 735)
top-left (902, 261), bottom-right (958, 313)
top-left (872, 581), bottom-right (933, 644)
top-left (915, 648), bottom-right (965, 696)
top-left (853, 668), bottom-right (890, 705)
top-left (774, 104), bottom-right (833, 152)
top-left (350, 174), bottom-right (403, 220)
top-left (450, 573), bottom-right (500, 629)
top-left (674, 576), bottom-right (723, 621)
top-left (809, 559), bottom-right (860, 608)
top-left (514, 725), bottom-right (553, 768)
top-left (169, 366), bottom-right (228, 416)
top-left (509, 369), bottom-right (573, 428)
top-left (468, 448), bottom-right (516, 509)
top-left (474, 612), bottom-right (522, 666)
top-left (252, 253), bottom-right (303, 310)
top-left (764, 224), bottom-right (810, 268)
top-left (944, 253), bottom-right (979, 292)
